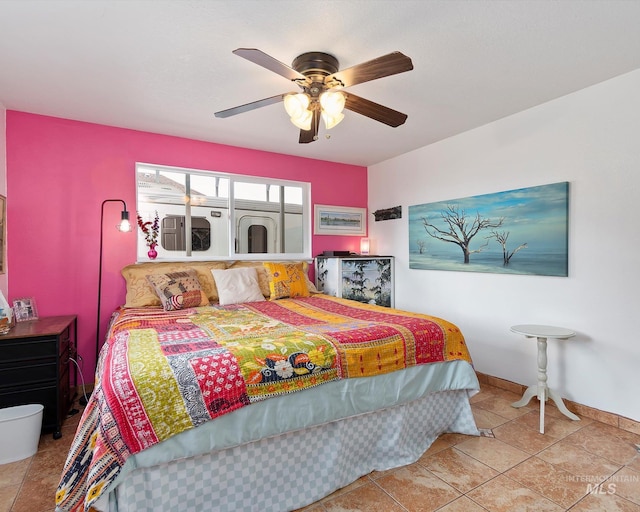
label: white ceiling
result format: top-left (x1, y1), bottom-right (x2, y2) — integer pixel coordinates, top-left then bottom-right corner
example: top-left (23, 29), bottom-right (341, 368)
top-left (1, 0), bottom-right (639, 167)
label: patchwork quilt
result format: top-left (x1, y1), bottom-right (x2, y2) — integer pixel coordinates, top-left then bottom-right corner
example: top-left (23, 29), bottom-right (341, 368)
top-left (56, 295), bottom-right (471, 512)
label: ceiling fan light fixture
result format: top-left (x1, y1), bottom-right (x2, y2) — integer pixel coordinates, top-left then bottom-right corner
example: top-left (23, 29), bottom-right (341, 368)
top-left (322, 111), bottom-right (344, 130)
top-left (217, 49), bottom-right (413, 143)
top-left (319, 90), bottom-right (345, 116)
top-left (284, 93), bottom-right (312, 130)
top-left (319, 90), bottom-right (346, 129)
top-left (290, 110), bottom-right (313, 130)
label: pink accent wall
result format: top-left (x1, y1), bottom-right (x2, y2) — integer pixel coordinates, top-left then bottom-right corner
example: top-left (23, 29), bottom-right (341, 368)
top-left (6, 111), bottom-right (367, 378)
top-left (0, 107), bottom-right (7, 298)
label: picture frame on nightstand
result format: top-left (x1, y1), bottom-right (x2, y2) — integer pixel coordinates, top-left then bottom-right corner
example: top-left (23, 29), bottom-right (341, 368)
top-left (13, 297), bottom-right (39, 322)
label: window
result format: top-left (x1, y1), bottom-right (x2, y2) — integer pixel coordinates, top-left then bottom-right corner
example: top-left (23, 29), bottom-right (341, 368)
top-left (136, 163), bottom-right (311, 261)
top-left (161, 216), bottom-right (211, 251)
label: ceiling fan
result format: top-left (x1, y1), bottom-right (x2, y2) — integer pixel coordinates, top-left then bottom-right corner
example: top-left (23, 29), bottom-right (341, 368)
top-left (214, 48), bottom-right (414, 144)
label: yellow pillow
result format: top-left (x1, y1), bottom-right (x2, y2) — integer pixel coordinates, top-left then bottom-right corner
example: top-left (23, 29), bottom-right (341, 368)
top-left (263, 262), bottom-right (310, 300)
top-left (227, 260), bottom-right (318, 297)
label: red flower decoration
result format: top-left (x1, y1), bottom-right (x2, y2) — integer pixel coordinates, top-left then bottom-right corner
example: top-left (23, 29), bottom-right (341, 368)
top-left (137, 211), bottom-right (159, 247)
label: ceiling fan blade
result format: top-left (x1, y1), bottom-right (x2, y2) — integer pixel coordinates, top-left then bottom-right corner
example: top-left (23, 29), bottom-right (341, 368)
top-left (214, 94), bottom-right (286, 118)
top-left (299, 109), bottom-right (320, 144)
top-left (326, 52), bottom-right (413, 88)
top-left (344, 93), bottom-right (408, 127)
top-left (233, 48), bottom-right (307, 82)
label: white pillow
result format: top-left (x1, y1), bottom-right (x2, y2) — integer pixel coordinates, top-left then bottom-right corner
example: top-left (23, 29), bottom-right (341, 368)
top-left (211, 267), bottom-right (266, 306)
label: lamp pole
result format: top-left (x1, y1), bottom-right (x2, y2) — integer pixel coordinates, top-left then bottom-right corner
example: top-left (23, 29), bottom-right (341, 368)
top-left (95, 199), bottom-right (131, 376)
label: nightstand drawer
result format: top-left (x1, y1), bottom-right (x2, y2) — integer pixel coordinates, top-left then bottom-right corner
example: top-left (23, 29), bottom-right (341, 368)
top-left (0, 337), bottom-right (58, 362)
top-left (0, 360), bottom-right (57, 388)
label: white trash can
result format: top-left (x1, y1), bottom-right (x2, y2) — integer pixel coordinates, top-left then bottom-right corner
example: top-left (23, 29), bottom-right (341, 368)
top-left (0, 404), bottom-right (44, 464)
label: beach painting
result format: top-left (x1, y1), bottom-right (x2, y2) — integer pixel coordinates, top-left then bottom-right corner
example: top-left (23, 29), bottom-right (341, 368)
top-left (408, 182), bottom-right (569, 276)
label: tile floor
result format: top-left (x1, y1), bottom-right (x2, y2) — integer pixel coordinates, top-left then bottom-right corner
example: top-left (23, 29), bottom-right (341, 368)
top-left (2, 384), bottom-right (639, 512)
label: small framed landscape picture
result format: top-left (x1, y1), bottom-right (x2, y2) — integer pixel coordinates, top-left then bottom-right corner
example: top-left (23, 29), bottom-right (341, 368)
top-left (314, 204), bottom-right (367, 236)
top-left (13, 297), bottom-right (39, 322)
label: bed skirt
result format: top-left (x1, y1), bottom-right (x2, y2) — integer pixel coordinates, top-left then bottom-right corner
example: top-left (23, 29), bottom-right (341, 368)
top-left (104, 388), bottom-right (478, 512)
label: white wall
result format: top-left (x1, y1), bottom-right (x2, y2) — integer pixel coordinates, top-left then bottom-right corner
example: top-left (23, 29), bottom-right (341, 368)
top-left (368, 69), bottom-right (640, 421)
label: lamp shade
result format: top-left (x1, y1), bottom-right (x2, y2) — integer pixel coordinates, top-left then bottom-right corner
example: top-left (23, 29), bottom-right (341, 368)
top-left (360, 238), bottom-right (370, 255)
top-left (321, 111), bottom-right (344, 130)
top-left (320, 90), bottom-right (345, 115)
top-left (320, 91), bottom-right (346, 129)
top-left (284, 93), bottom-right (312, 130)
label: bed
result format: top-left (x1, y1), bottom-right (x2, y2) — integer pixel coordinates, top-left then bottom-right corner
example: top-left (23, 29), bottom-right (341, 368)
top-left (56, 261), bottom-right (479, 512)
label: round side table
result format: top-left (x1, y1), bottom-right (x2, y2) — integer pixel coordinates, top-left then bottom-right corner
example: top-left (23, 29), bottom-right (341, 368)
top-left (510, 324), bottom-right (579, 434)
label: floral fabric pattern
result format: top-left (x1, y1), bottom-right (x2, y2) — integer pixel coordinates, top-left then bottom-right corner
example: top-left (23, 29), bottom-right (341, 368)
top-left (263, 262), bottom-right (310, 300)
top-left (56, 295), bottom-right (471, 512)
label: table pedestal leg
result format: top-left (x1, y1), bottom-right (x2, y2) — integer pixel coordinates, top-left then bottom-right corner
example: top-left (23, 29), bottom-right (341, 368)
top-left (511, 337), bottom-right (549, 433)
top-left (512, 386), bottom-right (537, 407)
top-left (548, 388), bottom-right (580, 421)
top-left (536, 337), bottom-right (548, 433)
top-left (511, 335), bottom-right (580, 432)
top-left (539, 385), bottom-right (546, 434)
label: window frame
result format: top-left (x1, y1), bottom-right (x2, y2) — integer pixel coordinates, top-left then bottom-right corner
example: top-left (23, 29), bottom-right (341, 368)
top-left (135, 162), bottom-right (312, 262)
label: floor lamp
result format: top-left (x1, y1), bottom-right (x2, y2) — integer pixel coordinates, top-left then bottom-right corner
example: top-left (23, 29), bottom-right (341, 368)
top-left (88, 199), bottom-right (131, 402)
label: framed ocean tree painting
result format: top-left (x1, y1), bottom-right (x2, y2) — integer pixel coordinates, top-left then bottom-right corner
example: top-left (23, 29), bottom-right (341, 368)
top-left (408, 182), bottom-right (569, 276)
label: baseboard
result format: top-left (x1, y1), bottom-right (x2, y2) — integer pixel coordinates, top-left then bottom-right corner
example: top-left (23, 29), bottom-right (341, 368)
top-left (475, 371), bottom-right (640, 436)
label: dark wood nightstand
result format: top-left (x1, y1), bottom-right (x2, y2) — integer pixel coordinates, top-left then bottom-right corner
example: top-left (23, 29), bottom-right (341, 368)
top-left (0, 315), bottom-right (77, 439)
